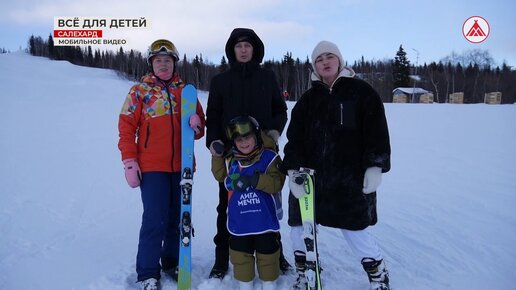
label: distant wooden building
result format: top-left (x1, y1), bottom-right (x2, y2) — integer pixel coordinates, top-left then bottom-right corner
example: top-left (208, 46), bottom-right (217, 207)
top-left (392, 87), bottom-right (432, 103)
top-left (484, 92), bottom-right (502, 104)
top-left (419, 93), bottom-right (434, 103)
top-left (393, 94), bottom-right (408, 103)
top-left (449, 92), bottom-right (464, 104)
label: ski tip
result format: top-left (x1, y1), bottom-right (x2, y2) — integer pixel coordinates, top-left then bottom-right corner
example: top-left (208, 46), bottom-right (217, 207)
top-left (183, 83), bottom-right (197, 94)
top-left (181, 84), bottom-right (197, 99)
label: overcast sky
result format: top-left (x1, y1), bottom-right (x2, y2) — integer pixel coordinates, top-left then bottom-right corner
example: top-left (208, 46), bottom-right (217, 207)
top-left (1, 0), bottom-right (515, 67)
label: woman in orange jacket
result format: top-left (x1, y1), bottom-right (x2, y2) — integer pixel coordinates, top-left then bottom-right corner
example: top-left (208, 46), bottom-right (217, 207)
top-left (118, 39), bottom-right (205, 290)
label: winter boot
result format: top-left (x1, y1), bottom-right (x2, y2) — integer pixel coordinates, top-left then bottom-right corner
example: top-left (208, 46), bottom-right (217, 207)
top-left (239, 280), bottom-right (254, 290)
top-left (209, 267), bottom-right (227, 279)
top-left (279, 249), bottom-right (293, 274)
top-left (278, 237), bottom-right (293, 274)
top-left (161, 257), bottom-right (179, 281)
top-left (209, 247), bottom-right (229, 279)
top-left (361, 258), bottom-right (390, 290)
top-left (140, 278), bottom-right (160, 290)
top-left (262, 280), bottom-right (277, 290)
top-left (292, 250), bottom-right (307, 290)
top-left (163, 266), bottom-right (178, 281)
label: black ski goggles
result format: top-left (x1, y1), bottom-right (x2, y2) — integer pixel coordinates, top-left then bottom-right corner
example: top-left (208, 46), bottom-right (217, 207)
top-left (225, 121), bottom-right (254, 140)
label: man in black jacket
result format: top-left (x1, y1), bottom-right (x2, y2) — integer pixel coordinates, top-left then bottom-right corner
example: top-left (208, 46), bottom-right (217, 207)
top-left (205, 28), bottom-right (289, 279)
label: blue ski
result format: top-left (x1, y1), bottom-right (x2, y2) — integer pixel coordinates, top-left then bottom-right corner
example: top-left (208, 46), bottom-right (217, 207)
top-left (178, 84), bottom-right (197, 290)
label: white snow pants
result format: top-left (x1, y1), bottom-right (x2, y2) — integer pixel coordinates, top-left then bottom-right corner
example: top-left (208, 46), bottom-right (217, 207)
top-left (290, 225), bottom-right (383, 263)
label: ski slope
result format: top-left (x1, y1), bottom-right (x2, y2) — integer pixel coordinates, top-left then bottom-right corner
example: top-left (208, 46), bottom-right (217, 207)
top-left (1, 52), bottom-right (515, 290)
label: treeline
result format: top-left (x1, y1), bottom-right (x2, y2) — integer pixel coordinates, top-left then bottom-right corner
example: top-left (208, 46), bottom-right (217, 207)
top-left (29, 35), bottom-right (515, 104)
top-left (386, 46), bottom-right (516, 104)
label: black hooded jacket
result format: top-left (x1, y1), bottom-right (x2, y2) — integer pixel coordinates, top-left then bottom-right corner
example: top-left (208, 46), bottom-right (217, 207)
top-left (206, 28), bottom-right (287, 148)
top-left (282, 76), bottom-right (391, 230)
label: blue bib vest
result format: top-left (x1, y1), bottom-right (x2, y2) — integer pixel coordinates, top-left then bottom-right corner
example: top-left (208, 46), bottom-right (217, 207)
top-left (225, 149), bottom-right (280, 236)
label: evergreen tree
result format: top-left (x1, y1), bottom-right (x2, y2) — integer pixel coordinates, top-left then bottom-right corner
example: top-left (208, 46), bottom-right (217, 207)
top-left (392, 45), bottom-right (411, 88)
top-left (29, 35), bottom-right (36, 55)
top-left (94, 49), bottom-right (101, 67)
top-left (86, 46), bottom-right (94, 66)
top-left (116, 46), bottom-right (125, 71)
top-left (127, 49), bottom-right (135, 79)
top-left (218, 56), bottom-right (228, 73)
top-left (281, 52), bottom-right (295, 96)
top-left (48, 34), bottom-right (54, 59)
top-left (199, 54), bottom-right (206, 88)
top-left (178, 54), bottom-right (190, 83)
top-left (193, 55), bottom-right (201, 88)
top-left (74, 46), bottom-right (84, 65)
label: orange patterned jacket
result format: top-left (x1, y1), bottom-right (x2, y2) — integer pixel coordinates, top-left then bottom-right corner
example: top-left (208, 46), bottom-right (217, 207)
top-left (118, 73), bottom-right (205, 172)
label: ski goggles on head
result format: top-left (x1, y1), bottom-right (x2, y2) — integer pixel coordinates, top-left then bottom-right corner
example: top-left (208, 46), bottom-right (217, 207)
top-left (149, 39), bottom-right (179, 59)
top-left (150, 39), bottom-right (176, 53)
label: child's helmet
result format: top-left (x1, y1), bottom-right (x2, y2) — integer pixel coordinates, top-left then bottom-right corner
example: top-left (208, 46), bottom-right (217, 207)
top-left (225, 115), bottom-right (262, 146)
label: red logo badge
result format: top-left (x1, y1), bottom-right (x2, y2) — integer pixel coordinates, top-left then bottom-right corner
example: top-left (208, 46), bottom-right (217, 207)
top-left (463, 16), bottom-right (490, 43)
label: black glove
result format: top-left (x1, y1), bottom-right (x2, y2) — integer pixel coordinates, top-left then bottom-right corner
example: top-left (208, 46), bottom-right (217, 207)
top-left (210, 140), bottom-right (225, 156)
top-left (233, 173), bottom-right (259, 191)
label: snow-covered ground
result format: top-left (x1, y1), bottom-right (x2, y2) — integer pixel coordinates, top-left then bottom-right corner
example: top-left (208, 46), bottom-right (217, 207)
top-left (1, 52), bottom-right (515, 290)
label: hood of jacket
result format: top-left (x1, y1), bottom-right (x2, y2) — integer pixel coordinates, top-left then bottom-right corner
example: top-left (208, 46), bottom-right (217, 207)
top-left (225, 28), bottom-right (265, 65)
top-left (310, 66), bottom-right (356, 82)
